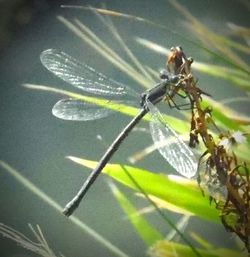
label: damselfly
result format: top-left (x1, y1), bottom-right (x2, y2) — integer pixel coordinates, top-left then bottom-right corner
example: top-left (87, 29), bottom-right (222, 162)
top-left (40, 48), bottom-right (197, 216)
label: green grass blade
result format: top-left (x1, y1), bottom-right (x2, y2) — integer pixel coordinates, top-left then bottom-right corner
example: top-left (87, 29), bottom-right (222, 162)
top-left (193, 63), bottom-right (250, 90)
top-left (110, 183), bottom-right (163, 246)
top-left (67, 157), bottom-right (220, 223)
top-left (190, 232), bottom-right (213, 249)
top-left (201, 97), bottom-right (243, 131)
top-left (149, 239), bottom-right (244, 257)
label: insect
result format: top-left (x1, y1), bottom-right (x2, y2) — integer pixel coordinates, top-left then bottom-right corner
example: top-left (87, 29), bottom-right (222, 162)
top-left (40, 48), bottom-right (197, 216)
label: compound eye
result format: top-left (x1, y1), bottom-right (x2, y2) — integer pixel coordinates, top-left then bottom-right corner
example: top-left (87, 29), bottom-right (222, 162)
top-left (159, 69), bottom-right (169, 79)
top-left (170, 75), bottom-right (181, 83)
top-left (171, 74), bottom-right (184, 83)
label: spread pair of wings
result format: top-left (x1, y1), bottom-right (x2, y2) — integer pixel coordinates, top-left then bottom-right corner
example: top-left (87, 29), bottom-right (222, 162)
top-left (40, 49), bottom-right (197, 178)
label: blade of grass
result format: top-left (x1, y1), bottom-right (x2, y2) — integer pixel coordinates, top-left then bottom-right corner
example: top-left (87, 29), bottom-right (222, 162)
top-left (149, 239), bottom-right (244, 257)
top-left (166, 215), bottom-right (191, 241)
top-left (201, 96), bottom-right (250, 151)
top-left (111, 182), bottom-right (203, 257)
top-left (115, 164), bottom-right (203, 257)
top-left (194, 63), bottom-right (250, 91)
top-left (110, 182), bottom-right (163, 246)
top-left (200, 96), bottom-right (246, 131)
top-left (190, 232), bottom-right (213, 249)
top-left (67, 157), bottom-right (220, 223)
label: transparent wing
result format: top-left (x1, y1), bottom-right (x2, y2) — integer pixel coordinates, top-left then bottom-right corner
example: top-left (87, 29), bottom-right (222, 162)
top-left (147, 101), bottom-right (197, 178)
top-left (40, 49), bottom-right (137, 97)
top-left (197, 156), bottom-right (226, 200)
top-left (52, 98), bottom-right (115, 121)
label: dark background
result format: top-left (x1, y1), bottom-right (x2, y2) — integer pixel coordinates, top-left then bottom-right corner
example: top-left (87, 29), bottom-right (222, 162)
top-left (0, 0), bottom-right (249, 257)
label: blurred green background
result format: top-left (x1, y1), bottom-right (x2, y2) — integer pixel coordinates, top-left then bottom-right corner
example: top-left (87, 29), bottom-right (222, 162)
top-left (0, 0), bottom-right (249, 257)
